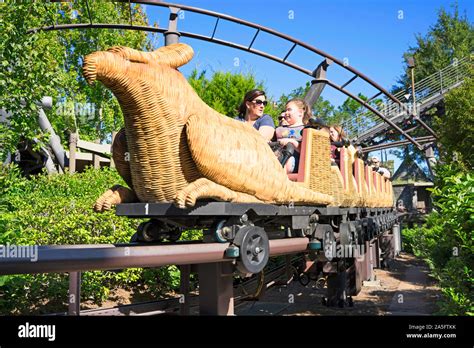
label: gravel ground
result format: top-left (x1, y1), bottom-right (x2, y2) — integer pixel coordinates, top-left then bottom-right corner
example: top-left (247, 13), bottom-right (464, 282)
top-left (236, 252), bottom-right (441, 316)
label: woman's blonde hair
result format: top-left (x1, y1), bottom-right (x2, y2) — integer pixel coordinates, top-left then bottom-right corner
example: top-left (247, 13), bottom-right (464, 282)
top-left (286, 98), bottom-right (312, 124)
top-left (329, 124), bottom-right (346, 141)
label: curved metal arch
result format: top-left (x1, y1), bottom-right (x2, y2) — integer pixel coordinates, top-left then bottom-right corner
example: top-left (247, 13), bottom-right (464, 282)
top-left (28, 0), bottom-right (435, 149)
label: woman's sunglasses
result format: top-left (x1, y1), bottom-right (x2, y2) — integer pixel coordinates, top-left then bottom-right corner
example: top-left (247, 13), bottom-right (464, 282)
top-left (251, 100), bottom-right (268, 106)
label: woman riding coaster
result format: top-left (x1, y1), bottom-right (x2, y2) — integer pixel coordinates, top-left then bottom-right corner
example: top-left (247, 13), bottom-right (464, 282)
top-left (236, 89), bottom-right (275, 141)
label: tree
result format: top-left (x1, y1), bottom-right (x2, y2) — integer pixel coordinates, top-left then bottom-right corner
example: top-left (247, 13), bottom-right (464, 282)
top-left (435, 67), bottom-right (474, 169)
top-left (49, 2), bottom-right (150, 142)
top-left (396, 3), bottom-right (473, 90)
top-left (0, 3), bottom-right (62, 160)
top-left (389, 3), bottom-right (473, 169)
top-left (0, 2), bottom-right (151, 162)
top-left (187, 69), bottom-right (266, 117)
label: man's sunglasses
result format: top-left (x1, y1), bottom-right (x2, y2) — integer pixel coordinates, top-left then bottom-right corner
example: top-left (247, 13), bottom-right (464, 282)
top-left (252, 100), bottom-right (268, 106)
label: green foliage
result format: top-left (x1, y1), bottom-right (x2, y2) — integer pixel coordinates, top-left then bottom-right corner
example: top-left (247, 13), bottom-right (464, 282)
top-left (51, 1), bottom-right (150, 142)
top-left (397, 3), bottom-right (473, 89)
top-left (0, 2), bottom-right (151, 159)
top-left (401, 164), bottom-right (473, 315)
top-left (187, 69), bottom-right (266, 117)
top-left (0, 3), bottom-right (62, 159)
top-left (0, 165), bottom-right (187, 314)
top-left (390, 3), bottom-right (473, 166)
top-left (435, 67), bottom-right (474, 169)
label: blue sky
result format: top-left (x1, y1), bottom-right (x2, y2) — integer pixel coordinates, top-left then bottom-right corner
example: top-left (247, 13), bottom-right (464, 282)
top-left (142, 0), bottom-right (473, 108)
top-left (141, 1), bottom-right (472, 172)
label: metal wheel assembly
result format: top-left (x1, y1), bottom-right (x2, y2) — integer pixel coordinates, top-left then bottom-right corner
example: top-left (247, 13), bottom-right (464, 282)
top-left (213, 219), bottom-right (231, 243)
top-left (136, 220), bottom-right (157, 242)
top-left (323, 227), bottom-right (336, 261)
top-left (339, 222), bottom-right (353, 246)
top-left (233, 226), bottom-right (269, 274)
top-left (298, 272), bottom-right (310, 286)
top-left (135, 220), bottom-right (182, 242)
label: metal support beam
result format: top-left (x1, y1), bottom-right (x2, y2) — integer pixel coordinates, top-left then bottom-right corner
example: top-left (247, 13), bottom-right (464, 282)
top-left (164, 6), bottom-right (181, 46)
top-left (367, 91), bottom-right (383, 103)
top-left (304, 58), bottom-right (333, 108)
top-left (38, 107), bottom-right (68, 171)
top-left (360, 136), bottom-right (436, 153)
top-left (392, 224), bottom-right (401, 256)
top-left (179, 264), bottom-right (191, 315)
top-left (340, 75), bottom-right (358, 89)
top-left (68, 271), bottom-right (81, 316)
top-left (85, 0), bottom-right (93, 25)
top-left (198, 262), bottom-right (234, 315)
top-left (211, 17), bottom-right (219, 39)
top-left (424, 144), bottom-right (436, 177)
top-left (311, 58), bottom-right (332, 79)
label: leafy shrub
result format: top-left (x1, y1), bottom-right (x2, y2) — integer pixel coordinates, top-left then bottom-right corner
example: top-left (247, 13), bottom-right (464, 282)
top-left (0, 165), bottom-right (196, 314)
top-left (401, 164), bottom-right (473, 315)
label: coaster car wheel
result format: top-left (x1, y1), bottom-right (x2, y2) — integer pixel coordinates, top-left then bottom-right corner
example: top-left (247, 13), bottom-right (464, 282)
top-left (233, 226), bottom-right (269, 275)
top-left (136, 220), bottom-right (181, 242)
top-left (136, 220), bottom-right (157, 242)
top-left (298, 273), bottom-right (310, 286)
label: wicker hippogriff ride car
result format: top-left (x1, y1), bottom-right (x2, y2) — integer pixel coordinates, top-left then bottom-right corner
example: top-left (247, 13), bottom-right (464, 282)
top-left (82, 43), bottom-right (396, 283)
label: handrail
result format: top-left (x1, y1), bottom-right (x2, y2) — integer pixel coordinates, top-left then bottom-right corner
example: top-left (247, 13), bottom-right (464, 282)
top-left (345, 55), bottom-right (472, 140)
top-left (0, 238), bottom-right (309, 275)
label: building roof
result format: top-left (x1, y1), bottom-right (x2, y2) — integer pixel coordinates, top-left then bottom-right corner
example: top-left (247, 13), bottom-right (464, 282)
top-left (391, 158), bottom-right (434, 185)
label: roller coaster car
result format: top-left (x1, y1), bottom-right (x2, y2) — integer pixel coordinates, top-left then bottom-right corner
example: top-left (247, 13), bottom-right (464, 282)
top-left (120, 127), bottom-right (397, 285)
top-left (83, 43), bottom-right (398, 300)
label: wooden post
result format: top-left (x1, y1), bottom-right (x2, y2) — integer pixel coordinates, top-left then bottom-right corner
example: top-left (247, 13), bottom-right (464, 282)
top-left (69, 132), bottom-right (78, 174)
top-left (68, 272), bottom-right (81, 316)
top-left (93, 139), bottom-right (101, 169)
top-left (198, 263), bottom-right (234, 315)
top-left (110, 131), bottom-right (117, 168)
top-left (179, 264), bottom-right (191, 315)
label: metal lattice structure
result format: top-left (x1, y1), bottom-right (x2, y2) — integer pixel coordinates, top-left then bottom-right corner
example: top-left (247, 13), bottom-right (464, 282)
top-left (27, 1), bottom-right (472, 155)
top-left (29, 0), bottom-right (436, 151)
top-left (345, 56), bottom-right (472, 149)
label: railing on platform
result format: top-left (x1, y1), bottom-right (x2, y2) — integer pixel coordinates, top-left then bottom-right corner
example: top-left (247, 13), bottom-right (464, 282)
top-left (344, 55), bottom-right (472, 140)
top-left (0, 238), bottom-right (309, 315)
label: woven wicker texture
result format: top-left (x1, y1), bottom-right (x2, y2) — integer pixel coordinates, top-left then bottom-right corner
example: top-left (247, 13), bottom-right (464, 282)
top-left (83, 43), bottom-right (334, 208)
top-left (307, 130), bottom-right (333, 195)
top-left (93, 184), bottom-right (138, 211)
top-left (355, 158), bottom-right (369, 206)
top-left (111, 128), bottom-right (133, 188)
top-left (364, 165), bottom-right (374, 207)
top-left (345, 146), bottom-right (363, 206)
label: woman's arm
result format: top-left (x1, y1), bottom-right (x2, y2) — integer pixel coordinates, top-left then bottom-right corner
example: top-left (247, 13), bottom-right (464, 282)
top-left (259, 125), bottom-right (275, 142)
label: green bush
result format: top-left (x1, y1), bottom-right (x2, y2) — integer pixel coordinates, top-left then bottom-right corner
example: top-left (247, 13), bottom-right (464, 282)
top-left (0, 165), bottom-right (197, 314)
top-left (401, 164), bottom-right (473, 315)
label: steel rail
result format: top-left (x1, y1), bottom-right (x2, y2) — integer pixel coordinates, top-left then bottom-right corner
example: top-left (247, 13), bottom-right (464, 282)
top-left (361, 136), bottom-right (436, 153)
top-left (0, 238), bottom-right (309, 276)
top-left (29, 1), bottom-right (420, 121)
top-left (27, 23), bottom-right (313, 77)
top-left (347, 56), bottom-right (471, 138)
top-left (322, 79), bottom-right (423, 149)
